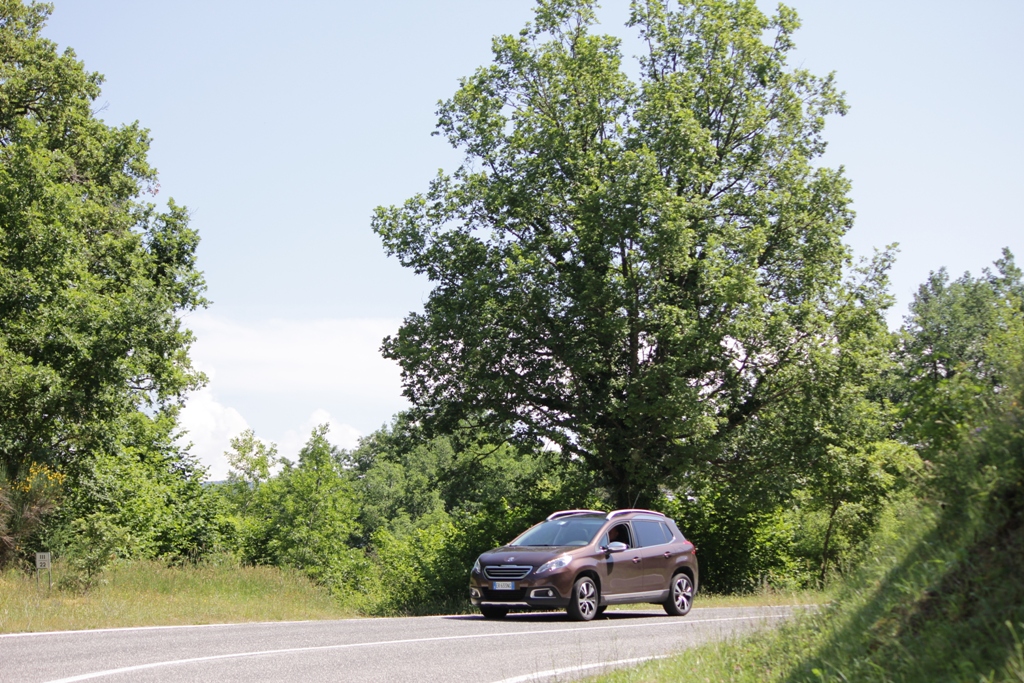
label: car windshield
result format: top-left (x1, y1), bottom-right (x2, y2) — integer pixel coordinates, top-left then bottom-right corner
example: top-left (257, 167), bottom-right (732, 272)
top-left (509, 517), bottom-right (606, 547)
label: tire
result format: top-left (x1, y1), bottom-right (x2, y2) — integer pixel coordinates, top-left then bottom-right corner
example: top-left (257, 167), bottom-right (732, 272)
top-left (480, 605), bottom-right (508, 619)
top-left (567, 576), bottom-right (599, 621)
top-left (663, 572), bottom-right (694, 617)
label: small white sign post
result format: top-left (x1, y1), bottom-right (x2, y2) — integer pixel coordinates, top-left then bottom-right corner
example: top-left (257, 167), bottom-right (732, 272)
top-left (35, 552), bottom-right (51, 591)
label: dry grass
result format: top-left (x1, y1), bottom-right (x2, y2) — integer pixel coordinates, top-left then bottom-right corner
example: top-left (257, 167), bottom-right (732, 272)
top-left (600, 588), bottom-right (824, 615)
top-left (0, 556), bottom-right (822, 634)
top-left (0, 556), bottom-right (358, 634)
top-left (687, 589), bottom-right (823, 609)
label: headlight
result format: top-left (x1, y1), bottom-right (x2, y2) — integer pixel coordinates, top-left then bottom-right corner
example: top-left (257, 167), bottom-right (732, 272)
top-left (536, 554), bottom-right (572, 574)
top-left (472, 558), bottom-right (481, 574)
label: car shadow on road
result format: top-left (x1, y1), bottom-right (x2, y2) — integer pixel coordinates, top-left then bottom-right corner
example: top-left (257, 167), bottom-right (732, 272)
top-left (443, 610), bottom-right (666, 623)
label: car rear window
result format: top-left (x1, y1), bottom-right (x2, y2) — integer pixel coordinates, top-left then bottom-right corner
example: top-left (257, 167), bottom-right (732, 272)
top-left (634, 520), bottom-right (672, 547)
top-left (510, 517), bottom-right (606, 546)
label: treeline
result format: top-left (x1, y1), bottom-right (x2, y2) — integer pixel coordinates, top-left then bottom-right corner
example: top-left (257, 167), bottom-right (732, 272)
top-left (212, 421), bottom-right (598, 613)
top-left (198, 251), bottom-right (1018, 612)
top-left (3, 0), bottom-right (1023, 616)
top-left (8, 246), bottom-right (1018, 611)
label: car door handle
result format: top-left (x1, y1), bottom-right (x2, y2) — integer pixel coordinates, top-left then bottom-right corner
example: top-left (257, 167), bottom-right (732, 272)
top-left (631, 557), bottom-right (641, 564)
top-left (663, 551), bottom-right (672, 558)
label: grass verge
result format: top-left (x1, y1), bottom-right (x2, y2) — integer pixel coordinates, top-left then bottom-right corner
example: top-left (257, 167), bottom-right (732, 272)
top-left (0, 555), bottom-right (821, 634)
top-left (586, 489), bottom-right (1024, 682)
top-left (598, 588), bottom-right (823, 615)
top-left (0, 555), bottom-right (358, 633)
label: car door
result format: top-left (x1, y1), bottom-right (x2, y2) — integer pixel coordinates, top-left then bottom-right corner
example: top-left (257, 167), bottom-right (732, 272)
top-left (598, 522), bottom-right (644, 596)
top-left (634, 520), bottom-right (675, 591)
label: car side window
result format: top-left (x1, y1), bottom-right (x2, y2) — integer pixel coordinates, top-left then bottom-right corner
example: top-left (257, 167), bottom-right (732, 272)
top-left (604, 523), bottom-right (632, 548)
top-left (634, 520), bottom-right (670, 547)
top-left (659, 522), bottom-right (674, 543)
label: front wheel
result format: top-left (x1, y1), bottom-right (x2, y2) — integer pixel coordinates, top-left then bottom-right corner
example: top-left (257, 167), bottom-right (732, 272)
top-left (567, 576), bottom-right (599, 621)
top-left (663, 572), bottom-right (694, 616)
top-left (480, 605), bottom-right (508, 619)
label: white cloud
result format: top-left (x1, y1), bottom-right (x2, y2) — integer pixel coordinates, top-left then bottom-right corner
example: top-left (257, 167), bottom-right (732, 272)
top-left (177, 386), bottom-right (249, 481)
top-left (277, 409), bottom-right (362, 463)
top-left (182, 312), bottom-right (404, 398)
top-left (178, 397), bottom-right (363, 481)
top-left (174, 313), bottom-right (395, 479)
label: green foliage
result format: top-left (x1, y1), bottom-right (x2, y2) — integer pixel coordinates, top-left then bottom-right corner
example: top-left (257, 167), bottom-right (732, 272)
top-left (347, 416), bottom-right (451, 541)
top-left (215, 415), bottom-right (602, 614)
top-left (228, 425), bottom-right (369, 598)
top-left (220, 429), bottom-right (278, 517)
top-left (0, 1), bottom-right (206, 478)
top-left (55, 513), bottom-right (130, 594)
top-left (797, 440), bottom-right (920, 584)
top-left (665, 490), bottom-right (801, 593)
top-left (899, 249), bottom-right (1023, 458)
top-left (588, 257), bottom-right (1024, 683)
top-left (46, 410), bottom-right (224, 565)
top-left (661, 252), bottom-right (907, 592)
top-left (349, 413), bottom-right (599, 540)
top-left (374, 0), bottom-right (858, 507)
top-left (370, 514), bottom-right (468, 615)
top-left (589, 393), bottom-right (1024, 682)
top-left (0, 0), bottom-right (215, 571)
top-left (346, 413), bottom-right (601, 613)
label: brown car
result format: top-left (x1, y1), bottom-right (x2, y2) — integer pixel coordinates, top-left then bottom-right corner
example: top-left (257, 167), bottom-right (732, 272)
top-left (469, 509), bottom-right (698, 621)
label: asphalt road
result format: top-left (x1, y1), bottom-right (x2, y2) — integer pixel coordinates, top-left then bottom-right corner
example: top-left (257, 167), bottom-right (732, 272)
top-left (1, 606), bottom-right (795, 683)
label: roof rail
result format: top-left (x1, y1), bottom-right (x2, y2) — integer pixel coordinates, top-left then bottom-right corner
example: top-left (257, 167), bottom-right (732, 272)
top-left (606, 509), bottom-right (666, 520)
top-left (546, 509), bottom-right (606, 521)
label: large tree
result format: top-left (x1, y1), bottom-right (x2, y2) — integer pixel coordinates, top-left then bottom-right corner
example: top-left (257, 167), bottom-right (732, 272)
top-left (374, 0), bottom-right (855, 507)
top-left (0, 1), bottom-right (206, 480)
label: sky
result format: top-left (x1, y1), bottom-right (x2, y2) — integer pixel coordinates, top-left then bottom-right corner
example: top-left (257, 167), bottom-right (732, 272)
top-left (41, 1), bottom-right (1023, 479)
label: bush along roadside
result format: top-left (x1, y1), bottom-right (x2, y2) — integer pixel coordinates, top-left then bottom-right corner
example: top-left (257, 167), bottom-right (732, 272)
top-left (585, 365), bottom-right (1024, 683)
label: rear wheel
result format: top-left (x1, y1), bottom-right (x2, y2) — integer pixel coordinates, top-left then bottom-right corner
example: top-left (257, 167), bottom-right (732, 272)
top-left (567, 576), bottom-right (599, 621)
top-left (663, 572), bottom-right (694, 616)
top-left (480, 605), bottom-right (508, 619)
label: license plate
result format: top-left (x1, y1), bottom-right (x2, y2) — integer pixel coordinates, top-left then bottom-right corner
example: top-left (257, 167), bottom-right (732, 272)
top-left (492, 581), bottom-right (514, 591)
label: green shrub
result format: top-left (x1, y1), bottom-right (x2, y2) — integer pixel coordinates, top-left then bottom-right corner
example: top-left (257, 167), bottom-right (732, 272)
top-left (48, 411), bottom-right (225, 565)
top-left (229, 425), bottom-right (374, 600)
top-left (55, 513), bottom-right (130, 593)
top-left (370, 514), bottom-right (468, 615)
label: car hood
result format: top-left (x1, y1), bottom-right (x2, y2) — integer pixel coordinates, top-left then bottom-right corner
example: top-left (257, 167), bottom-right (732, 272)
top-left (479, 546), bottom-right (581, 565)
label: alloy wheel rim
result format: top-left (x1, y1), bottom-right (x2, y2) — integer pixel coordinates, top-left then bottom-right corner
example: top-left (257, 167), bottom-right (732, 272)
top-left (674, 576), bottom-right (692, 611)
top-left (578, 580), bottom-right (596, 617)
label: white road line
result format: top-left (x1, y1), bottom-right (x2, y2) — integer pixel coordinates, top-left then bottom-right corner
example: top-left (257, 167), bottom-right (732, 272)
top-left (0, 613), bottom-right (450, 639)
top-left (42, 614), bottom-right (790, 683)
top-left (0, 620), bottom-right (313, 639)
top-left (490, 655), bottom-right (669, 683)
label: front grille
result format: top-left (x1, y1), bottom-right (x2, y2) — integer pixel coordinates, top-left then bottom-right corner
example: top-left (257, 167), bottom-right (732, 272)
top-left (484, 565), bottom-right (533, 580)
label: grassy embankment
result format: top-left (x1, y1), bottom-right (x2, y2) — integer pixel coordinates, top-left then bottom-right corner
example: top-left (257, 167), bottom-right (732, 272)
top-left (588, 409), bottom-right (1024, 681)
top-left (0, 556), bottom-right (818, 634)
top-left (0, 557), bottom-right (359, 633)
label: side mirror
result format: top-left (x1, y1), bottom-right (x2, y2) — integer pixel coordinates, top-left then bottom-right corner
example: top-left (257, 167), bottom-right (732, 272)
top-left (605, 541), bottom-right (627, 553)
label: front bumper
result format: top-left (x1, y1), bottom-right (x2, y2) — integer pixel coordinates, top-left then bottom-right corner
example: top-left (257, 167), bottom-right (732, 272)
top-left (469, 574), bottom-right (571, 608)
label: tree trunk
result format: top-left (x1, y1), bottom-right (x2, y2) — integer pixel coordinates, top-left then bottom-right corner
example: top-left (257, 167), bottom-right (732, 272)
top-left (819, 500), bottom-right (841, 587)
